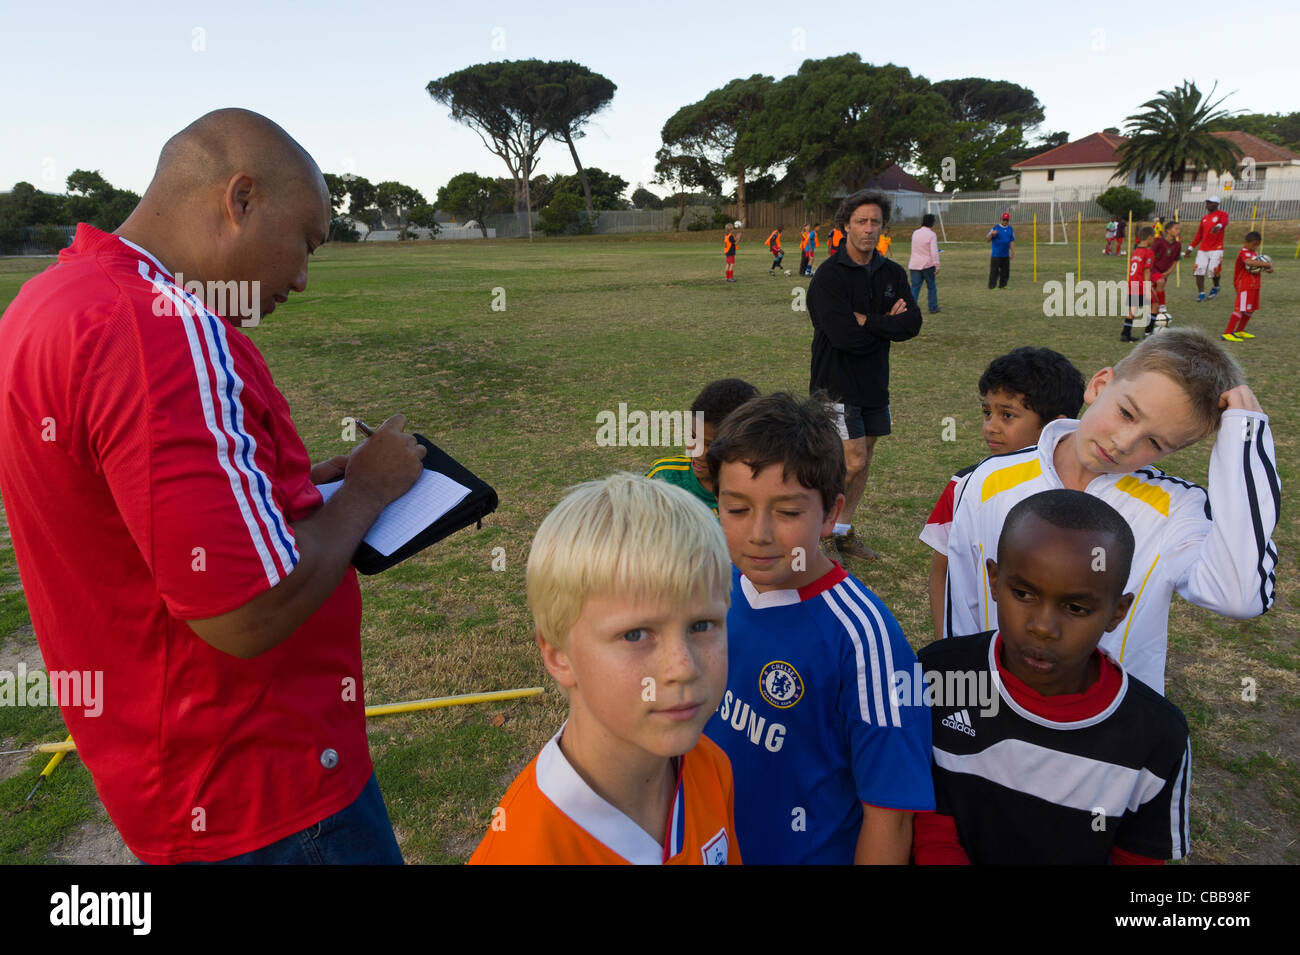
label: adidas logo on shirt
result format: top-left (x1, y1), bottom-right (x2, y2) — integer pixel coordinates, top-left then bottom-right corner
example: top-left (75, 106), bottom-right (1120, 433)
top-left (941, 709), bottom-right (976, 737)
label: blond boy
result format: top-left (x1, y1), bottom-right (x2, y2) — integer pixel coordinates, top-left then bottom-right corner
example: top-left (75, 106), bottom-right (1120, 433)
top-left (944, 328), bottom-right (1280, 695)
top-left (470, 474), bottom-right (741, 864)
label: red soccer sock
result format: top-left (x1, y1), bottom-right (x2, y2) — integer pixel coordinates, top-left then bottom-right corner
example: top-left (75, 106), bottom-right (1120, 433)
top-left (1237, 311), bottom-right (1252, 331)
top-left (1157, 289), bottom-right (1166, 307)
top-left (725, 264), bottom-right (734, 279)
top-left (1225, 311), bottom-right (1243, 334)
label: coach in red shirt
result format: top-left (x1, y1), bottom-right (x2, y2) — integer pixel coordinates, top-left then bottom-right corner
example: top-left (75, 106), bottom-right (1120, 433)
top-left (0, 109), bottom-right (425, 863)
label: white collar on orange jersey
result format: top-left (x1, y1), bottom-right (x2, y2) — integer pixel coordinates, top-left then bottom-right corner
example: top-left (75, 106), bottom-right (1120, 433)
top-left (535, 727), bottom-right (685, 864)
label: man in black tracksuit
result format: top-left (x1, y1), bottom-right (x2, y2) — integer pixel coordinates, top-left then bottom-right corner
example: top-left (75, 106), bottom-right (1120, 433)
top-left (807, 189), bottom-right (923, 562)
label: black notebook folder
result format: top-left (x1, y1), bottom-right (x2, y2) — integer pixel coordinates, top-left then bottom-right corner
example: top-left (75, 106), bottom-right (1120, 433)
top-left (351, 433), bottom-right (498, 575)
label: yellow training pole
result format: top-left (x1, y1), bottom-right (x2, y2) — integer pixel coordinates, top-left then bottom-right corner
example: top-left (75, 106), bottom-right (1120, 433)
top-left (13, 689), bottom-right (548, 757)
top-left (1032, 213), bottom-right (1038, 282)
top-left (364, 687), bottom-right (544, 717)
top-left (26, 734), bottom-right (73, 800)
top-left (1260, 212), bottom-right (1267, 251)
top-left (1175, 210), bottom-right (1181, 287)
top-left (29, 740), bottom-right (77, 754)
top-left (1250, 204), bottom-right (1257, 232)
top-left (1077, 212), bottom-right (1082, 281)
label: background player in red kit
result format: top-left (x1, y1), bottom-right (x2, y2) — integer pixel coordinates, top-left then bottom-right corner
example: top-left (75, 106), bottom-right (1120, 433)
top-left (723, 225), bottom-right (738, 282)
top-left (1149, 220), bottom-right (1181, 326)
top-left (0, 109), bottom-right (426, 864)
top-left (1223, 230), bottom-right (1273, 342)
top-left (1122, 227), bottom-right (1156, 342)
top-left (1187, 196), bottom-right (1229, 301)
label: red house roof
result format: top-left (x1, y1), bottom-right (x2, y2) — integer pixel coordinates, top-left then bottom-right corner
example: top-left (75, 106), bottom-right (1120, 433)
top-left (1209, 130), bottom-right (1299, 164)
top-left (861, 164), bottom-right (938, 193)
top-left (1012, 132), bottom-right (1128, 169)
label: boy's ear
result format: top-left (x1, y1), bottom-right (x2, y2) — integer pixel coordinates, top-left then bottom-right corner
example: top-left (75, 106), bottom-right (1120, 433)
top-left (985, 557), bottom-right (1000, 601)
top-left (1105, 592), bottom-right (1135, 633)
top-left (1083, 367), bottom-right (1114, 405)
top-left (821, 493), bottom-right (847, 537)
top-left (536, 629), bottom-right (577, 690)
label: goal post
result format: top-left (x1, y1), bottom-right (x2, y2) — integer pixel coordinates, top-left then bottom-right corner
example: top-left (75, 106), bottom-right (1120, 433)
top-left (925, 194), bottom-right (1073, 244)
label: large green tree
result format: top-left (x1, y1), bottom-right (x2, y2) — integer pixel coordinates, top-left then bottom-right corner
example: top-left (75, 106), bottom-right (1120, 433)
top-left (549, 166), bottom-right (628, 210)
top-left (921, 78), bottom-right (1046, 190)
top-left (431, 61), bottom-right (559, 214)
top-left (437, 173), bottom-right (512, 237)
top-left (529, 62), bottom-right (617, 223)
top-left (660, 74), bottom-right (775, 225)
top-left (1116, 81), bottom-right (1243, 185)
top-left (753, 56), bottom-right (950, 206)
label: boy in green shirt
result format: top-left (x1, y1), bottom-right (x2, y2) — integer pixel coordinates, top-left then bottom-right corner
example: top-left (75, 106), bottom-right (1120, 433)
top-left (647, 378), bottom-right (759, 513)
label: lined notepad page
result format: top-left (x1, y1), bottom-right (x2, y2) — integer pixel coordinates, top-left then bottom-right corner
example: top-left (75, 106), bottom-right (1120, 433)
top-left (317, 471), bottom-right (472, 556)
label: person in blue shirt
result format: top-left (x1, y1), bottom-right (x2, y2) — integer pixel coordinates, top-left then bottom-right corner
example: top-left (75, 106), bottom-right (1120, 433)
top-left (987, 212), bottom-right (1015, 289)
top-left (702, 392), bottom-right (934, 864)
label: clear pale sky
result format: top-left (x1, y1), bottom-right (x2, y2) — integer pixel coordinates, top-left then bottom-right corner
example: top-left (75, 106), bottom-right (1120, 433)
top-left (2, 0), bottom-right (1295, 201)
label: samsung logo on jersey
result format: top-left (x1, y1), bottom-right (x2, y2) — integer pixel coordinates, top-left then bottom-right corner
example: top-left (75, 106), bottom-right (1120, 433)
top-left (718, 691), bottom-right (786, 752)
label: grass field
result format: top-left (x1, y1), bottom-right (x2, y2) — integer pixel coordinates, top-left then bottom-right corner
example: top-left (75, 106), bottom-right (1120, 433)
top-left (1, 221), bottom-right (1297, 864)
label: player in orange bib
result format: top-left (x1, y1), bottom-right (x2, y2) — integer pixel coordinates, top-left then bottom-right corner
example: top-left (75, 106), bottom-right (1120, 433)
top-left (766, 226), bottom-right (784, 275)
top-left (827, 223), bottom-right (844, 258)
top-left (469, 474), bottom-right (741, 865)
top-left (723, 226), bottom-right (738, 283)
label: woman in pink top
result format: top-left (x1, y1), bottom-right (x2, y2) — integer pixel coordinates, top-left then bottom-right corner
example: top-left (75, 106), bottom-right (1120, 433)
top-left (908, 214), bottom-right (942, 314)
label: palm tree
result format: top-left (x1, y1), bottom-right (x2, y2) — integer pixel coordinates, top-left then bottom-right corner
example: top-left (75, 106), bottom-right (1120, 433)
top-left (1115, 81), bottom-right (1242, 185)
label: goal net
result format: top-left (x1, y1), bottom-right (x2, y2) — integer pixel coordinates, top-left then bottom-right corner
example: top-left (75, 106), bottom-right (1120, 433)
top-left (926, 195), bottom-right (1072, 244)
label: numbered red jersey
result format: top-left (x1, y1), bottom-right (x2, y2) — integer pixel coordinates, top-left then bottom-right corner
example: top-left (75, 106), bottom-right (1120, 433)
top-left (1128, 246), bottom-right (1155, 295)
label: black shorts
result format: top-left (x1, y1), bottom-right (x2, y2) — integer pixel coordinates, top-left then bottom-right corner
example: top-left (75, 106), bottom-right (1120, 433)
top-left (831, 402), bottom-right (891, 439)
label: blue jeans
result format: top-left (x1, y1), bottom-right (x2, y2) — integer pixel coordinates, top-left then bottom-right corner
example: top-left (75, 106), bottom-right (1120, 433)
top-left (183, 772), bottom-right (404, 865)
top-left (910, 267), bottom-right (939, 312)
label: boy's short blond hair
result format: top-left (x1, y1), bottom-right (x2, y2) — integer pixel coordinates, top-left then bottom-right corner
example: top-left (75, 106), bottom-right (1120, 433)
top-left (527, 473), bottom-right (731, 649)
top-left (1112, 327), bottom-right (1245, 439)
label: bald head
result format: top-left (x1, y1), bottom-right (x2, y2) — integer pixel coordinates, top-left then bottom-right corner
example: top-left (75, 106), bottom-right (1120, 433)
top-left (117, 109), bottom-right (331, 322)
top-left (148, 108), bottom-right (325, 207)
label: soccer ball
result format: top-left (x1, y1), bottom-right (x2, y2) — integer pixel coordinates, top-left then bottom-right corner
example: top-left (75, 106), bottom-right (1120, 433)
top-left (1152, 310), bottom-right (1173, 331)
top-left (734, 220), bottom-right (743, 228)
top-left (1255, 254), bottom-right (1272, 268)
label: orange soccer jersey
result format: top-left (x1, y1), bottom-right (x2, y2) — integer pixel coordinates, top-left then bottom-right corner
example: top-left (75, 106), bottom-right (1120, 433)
top-left (469, 731), bottom-right (741, 865)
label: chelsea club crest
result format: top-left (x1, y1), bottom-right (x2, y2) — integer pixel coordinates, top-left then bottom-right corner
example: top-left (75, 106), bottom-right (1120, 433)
top-left (759, 661), bottom-right (804, 709)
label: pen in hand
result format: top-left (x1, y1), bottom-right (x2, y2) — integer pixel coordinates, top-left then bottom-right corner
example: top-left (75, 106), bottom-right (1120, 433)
top-left (356, 419), bottom-right (374, 437)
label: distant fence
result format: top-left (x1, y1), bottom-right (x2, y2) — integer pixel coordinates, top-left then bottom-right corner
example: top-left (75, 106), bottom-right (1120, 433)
top-left (929, 181), bottom-right (1300, 230)
top-left (5, 224), bottom-right (75, 256)
top-left (722, 193), bottom-right (942, 230)
top-left (482, 205), bottom-right (716, 237)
